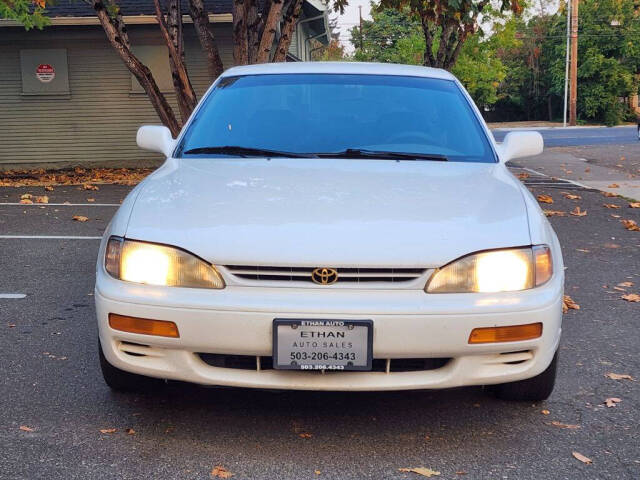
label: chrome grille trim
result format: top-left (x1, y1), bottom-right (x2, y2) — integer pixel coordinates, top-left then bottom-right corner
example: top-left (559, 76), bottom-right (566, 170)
top-left (223, 265), bottom-right (429, 286)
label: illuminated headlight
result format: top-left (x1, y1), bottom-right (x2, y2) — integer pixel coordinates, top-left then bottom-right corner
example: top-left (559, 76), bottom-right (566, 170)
top-left (104, 237), bottom-right (225, 289)
top-left (426, 246), bottom-right (552, 293)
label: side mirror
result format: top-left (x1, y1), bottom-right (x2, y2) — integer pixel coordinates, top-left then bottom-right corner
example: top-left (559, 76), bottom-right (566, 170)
top-left (496, 131), bottom-right (543, 164)
top-left (136, 125), bottom-right (176, 157)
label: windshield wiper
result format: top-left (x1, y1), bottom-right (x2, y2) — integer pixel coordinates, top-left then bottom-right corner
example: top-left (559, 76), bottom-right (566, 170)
top-left (182, 145), bottom-right (316, 158)
top-left (316, 149), bottom-right (448, 161)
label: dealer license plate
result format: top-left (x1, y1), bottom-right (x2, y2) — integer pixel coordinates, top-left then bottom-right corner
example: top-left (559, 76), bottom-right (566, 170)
top-left (273, 319), bottom-right (373, 371)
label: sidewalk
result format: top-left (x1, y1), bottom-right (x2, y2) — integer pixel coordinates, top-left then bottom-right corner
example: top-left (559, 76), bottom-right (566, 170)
top-left (512, 146), bottom-right (640, 201)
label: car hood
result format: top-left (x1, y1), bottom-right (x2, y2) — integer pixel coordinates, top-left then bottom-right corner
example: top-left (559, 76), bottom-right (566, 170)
top-left (126, 158), bottom-right (531, 267)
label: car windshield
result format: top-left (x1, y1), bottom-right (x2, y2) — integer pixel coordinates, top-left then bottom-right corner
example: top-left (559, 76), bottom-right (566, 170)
top-left (177, 74), bottom-right (496, 163)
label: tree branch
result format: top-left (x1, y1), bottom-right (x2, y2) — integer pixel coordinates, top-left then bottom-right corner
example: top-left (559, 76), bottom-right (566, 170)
top-left (188, 0), bottom-right (224, 80)
top-left (256, 0), bottom-right (285, 63)
top-left (273, 0), bottom-right (303, 62)
top-left (153, 0), bottom-right (197, 122)
top-left (91, 0), bottom-right (181, 136)
top-left (232, 0), bottom-right (249, 64)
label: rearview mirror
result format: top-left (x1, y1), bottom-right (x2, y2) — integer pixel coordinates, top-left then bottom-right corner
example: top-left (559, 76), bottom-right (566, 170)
top-left (496, 131), bottom-right (543, 164)
top-left (136, 125), bottom-right (176, 157)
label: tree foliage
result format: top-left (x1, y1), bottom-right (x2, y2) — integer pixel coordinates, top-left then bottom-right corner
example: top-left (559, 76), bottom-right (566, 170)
top-left (378, 0), bottom-right (522, 69)
top-left (0, 0), bottom-right (50, 29)
top-left (350, 6), bottom-right (507, 107)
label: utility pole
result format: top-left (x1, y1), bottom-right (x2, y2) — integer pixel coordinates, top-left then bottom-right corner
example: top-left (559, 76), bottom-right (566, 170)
top-left (569, 0), bottom-right (579, 126)
top-left (563, 0), bottom-right (571, 127)
top-left (358, 5), bottom-right (364, 51)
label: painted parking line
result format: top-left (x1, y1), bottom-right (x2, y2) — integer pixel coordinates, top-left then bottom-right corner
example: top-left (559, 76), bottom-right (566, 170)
top-left (0, 293), bottom-right (26, 299)
top-left (0, 203), bottom-right (120, 207)
top-left (0, 235), bottom-right (102, 240)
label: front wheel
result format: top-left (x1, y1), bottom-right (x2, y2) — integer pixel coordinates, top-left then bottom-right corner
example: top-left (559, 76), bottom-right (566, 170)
top-left (99, 341), bottom-right (163, 392)
top-left (489, 351), bottom-right (558, 401)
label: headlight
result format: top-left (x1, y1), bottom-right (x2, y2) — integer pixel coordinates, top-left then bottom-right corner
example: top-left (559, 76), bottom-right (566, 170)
top-left (426, 246), bottom-right (552, 293)
top-left (105, 237), bottom-right (225, 289)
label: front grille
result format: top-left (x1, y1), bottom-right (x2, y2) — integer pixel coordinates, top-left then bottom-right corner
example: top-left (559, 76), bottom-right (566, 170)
top-left (224, 265), bottom-right (427, 285)
top-left (198, 353), bottom-right (450, 373)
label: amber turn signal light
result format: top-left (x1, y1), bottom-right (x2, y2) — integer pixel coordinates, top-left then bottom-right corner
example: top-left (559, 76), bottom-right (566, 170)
top-left (109, 313), bottom-right (179, 338)
top-left (468, 323), bottom-right (542, 344)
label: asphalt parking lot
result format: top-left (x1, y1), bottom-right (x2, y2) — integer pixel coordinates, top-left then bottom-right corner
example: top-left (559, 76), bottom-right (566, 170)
top-left (1, 175), bottom-right (639, 479)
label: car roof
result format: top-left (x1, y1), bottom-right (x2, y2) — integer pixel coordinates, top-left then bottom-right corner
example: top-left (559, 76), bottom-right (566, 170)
top-left (221, 62), bottom-right (457, 81)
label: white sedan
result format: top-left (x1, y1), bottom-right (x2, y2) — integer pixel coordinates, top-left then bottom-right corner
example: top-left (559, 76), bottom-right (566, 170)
top-left (96, 62), bottom-right (563, 401)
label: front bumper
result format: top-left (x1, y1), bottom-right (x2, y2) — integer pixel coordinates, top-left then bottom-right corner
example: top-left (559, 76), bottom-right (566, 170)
top-left (95, 271), bottom-right (563, 391)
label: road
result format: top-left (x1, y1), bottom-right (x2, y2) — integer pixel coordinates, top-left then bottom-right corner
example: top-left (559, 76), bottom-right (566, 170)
top-left (1, 179), bottom-right (639, 479)
top-left (492, 125), bottom-right (638, 147)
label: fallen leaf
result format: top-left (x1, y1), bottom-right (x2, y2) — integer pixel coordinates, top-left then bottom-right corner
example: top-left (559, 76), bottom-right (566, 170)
top-left (543, 210), bottom-right (566, 217)
top-left (100, 428), bottom-right (117, 434)
top-left (621, 293), bottom-right (640, 302)
top-left (72, 215), bottom-right (89, 222)
top-left (44, 185), bottom-right (54, 191)
top-left (299, 433), bottom-right (313, 438)
top-left (604, 397), bottom-right (621, 407)
top-left (603, 243), bottom-right (620, 248)
top-left (629, 202), bottom-right (640, 208)
top-left (570, 206), bottom-right (587, 216)
top-left (603, 204), bottom-right (620, 209)
top-left (19, 199), bottom-right (33, 204)
top-left (516, 172), bottom-right (530, 180)
top-left (35, 195), bottom-right (49, 204)
top-left (563, 295), bottom-right (580, 313)
top-left (562, 192), bottom-right (581, 200)
top-left (541, 409), bottom-right (550, 415)
top-left (621, 219), bottom-right (640, 231)
top-left (87, 198), bottom-right (95, 202)
top-left (576, 248), bottom-right (590, 253)
top-left (617, 282), bottom-right (633, 287)
top-left (125, 428), bottom-right (136, 435)
top-left (19, 425), bottom-right (34, 432)
top-left (605, 373), bottom-right (634, 381)
top-left (549, 421), bottom-right (580, 429)
top-left (83, 184), bottom-right (99, 191)
top-left (607, 184), bottom-right (620, 188)
top-left (210, 465), bottom-right (234, 478)
top-left (611, 214), bottom-right (621, 218)
top-left (315, 470), bottom-right (321, 475)
top-left (572, 452), bottom-right (592, 464)
top-left (399, 467), bottom-right (441, 477)
top-left (456, 472), bottom-right (467, 476)
top-left (602, 191), bottom-right (618, 198)
top-left (20, 193), bottom-right (32, 200)
top-left (537, 194), bottom-right (553, 204)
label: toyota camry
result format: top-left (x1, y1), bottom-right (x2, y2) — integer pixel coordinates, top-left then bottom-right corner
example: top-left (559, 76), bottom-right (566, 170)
top-left (96, 62), bottom-right (563, 401)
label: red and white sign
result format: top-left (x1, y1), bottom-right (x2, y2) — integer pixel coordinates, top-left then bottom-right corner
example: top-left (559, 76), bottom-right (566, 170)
top-left (36, 64), bottom-right (55, 83)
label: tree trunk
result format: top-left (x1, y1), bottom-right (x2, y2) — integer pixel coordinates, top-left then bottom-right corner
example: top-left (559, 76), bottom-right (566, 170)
top-left (273, 0), bottom-right (303, 62)
top-left (188, 0), bottom-right (224, 79)
top-left (92, 0), bottom-right (181, 136)
top-left (232, 0), bottom-right (249, 64)
top-left (256, 0), bottom-right (285, 63)
top-left (443, 32), bottom-right (465, 70)
top-left (421, 16), bottom-right (435, 67)
top-left (153, 0), bottom-right (197, 123)
top-left (246, 0), bottom-right (263, 64)
top-left (435, 22), bottom-right (454, 68)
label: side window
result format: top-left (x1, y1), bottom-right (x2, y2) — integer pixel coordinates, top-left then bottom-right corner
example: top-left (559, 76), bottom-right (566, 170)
top-left (20, 49), bottom-right (70, 96)
top-left (130, 45), bottom-right (173, 93)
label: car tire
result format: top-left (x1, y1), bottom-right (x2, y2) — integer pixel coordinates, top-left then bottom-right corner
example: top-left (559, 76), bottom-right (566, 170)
top-left (489, 351), bottom-right (558, 401)
top-left (99, 341), bottom-right (162, 392)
